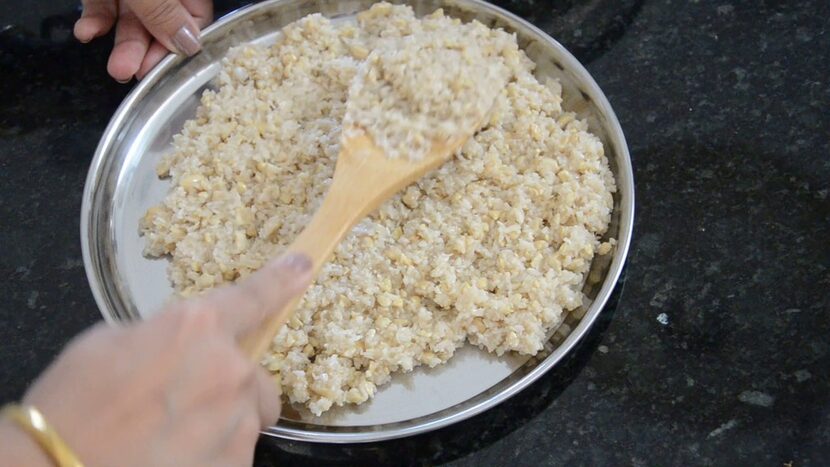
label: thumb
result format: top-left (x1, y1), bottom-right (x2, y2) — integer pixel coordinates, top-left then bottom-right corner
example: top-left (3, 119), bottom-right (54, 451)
top-left (128, 0), bottom-right (201, 56)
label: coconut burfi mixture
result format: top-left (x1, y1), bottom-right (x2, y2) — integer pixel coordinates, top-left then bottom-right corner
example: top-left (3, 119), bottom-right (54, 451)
top-left (141, 3), bottom-right (616, 416)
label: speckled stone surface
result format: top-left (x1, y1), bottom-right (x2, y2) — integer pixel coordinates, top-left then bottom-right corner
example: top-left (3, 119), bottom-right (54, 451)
top-left (1, 1), bottom-right (828, 465)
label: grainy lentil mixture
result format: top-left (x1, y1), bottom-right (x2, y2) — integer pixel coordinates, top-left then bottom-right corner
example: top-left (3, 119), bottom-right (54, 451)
top-left (141, 3), bottom-right (616, 416)
top-left (343, 7), bottom-right (511, 160)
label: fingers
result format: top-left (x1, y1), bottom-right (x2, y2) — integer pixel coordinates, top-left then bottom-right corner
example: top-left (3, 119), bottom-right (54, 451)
top-left (136, 0), bottom-right (214, 80)
top-left (108, 2), bottom-right (151, 82)
top-left (136, 40), bottom-right (169, 79)
top-left (79, 0), bottom-right (213, 82)
top-left (74, 0), bottom-right (117, 43)
top-left (216, 408), bottom-right (260, 467)
top-left (200, 253), bottom-right (313, 338)
top-left (254, 369), bottom-right (281, 427)
top-left (182, 0), bottom-right (214, 28)
top-left (127, 0), bottom-right (202, 56)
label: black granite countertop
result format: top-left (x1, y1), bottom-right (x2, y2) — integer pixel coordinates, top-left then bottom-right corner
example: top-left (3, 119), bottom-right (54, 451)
top-left (1, 1), bottom-right (828, 465)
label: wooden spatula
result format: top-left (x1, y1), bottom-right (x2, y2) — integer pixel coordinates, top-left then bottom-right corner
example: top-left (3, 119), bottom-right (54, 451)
top-left (239, 130), bottom-right (472, 361)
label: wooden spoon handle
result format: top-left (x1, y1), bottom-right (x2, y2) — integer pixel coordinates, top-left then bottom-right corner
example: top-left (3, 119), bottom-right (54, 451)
top-left (238, 133), bottom-right (459, 361)
top-left (238, 160), bottom-right (370, 361)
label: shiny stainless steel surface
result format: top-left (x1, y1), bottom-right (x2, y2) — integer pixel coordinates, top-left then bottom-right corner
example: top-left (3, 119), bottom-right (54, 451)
top-left (81, 0), bottom-right (634, 443)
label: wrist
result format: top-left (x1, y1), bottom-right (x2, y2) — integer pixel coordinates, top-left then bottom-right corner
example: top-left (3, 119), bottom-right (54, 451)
top-left (0, 418), bottom-right (53, 467)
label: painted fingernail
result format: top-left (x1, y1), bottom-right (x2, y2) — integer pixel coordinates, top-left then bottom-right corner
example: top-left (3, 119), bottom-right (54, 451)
top-left (171, 25), bottom-right (201, 56)
top-left (277, 253), bottom-right (312, 274)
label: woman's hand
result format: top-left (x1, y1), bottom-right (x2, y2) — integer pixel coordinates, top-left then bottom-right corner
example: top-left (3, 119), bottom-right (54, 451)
top-left (18, 253), bottom-right (312, 467)
top-left (74, 0), bottom-right (214, 82)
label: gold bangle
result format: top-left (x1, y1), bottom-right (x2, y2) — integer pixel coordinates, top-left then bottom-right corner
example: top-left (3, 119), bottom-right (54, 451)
top-left (1, 404), bottom-right (84, 467)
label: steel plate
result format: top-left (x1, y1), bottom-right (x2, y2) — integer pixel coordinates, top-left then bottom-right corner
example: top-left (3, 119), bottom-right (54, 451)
top-left (81, 0), bottom-right (634, 443)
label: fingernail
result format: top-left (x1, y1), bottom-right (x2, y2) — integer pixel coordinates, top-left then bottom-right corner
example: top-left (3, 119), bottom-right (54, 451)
top-left (276, 253), bottom-right (312, 274)
top-left (116, 77), bottom-right (131, 84)
top-left (171, 25), bottom-right (201, 56)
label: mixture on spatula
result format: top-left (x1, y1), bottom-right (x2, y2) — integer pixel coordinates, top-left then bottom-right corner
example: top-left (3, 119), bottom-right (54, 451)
top-left (141, 3), bottom-right (616, 416)
top-left (343, 10), bottom-right (512, 160)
